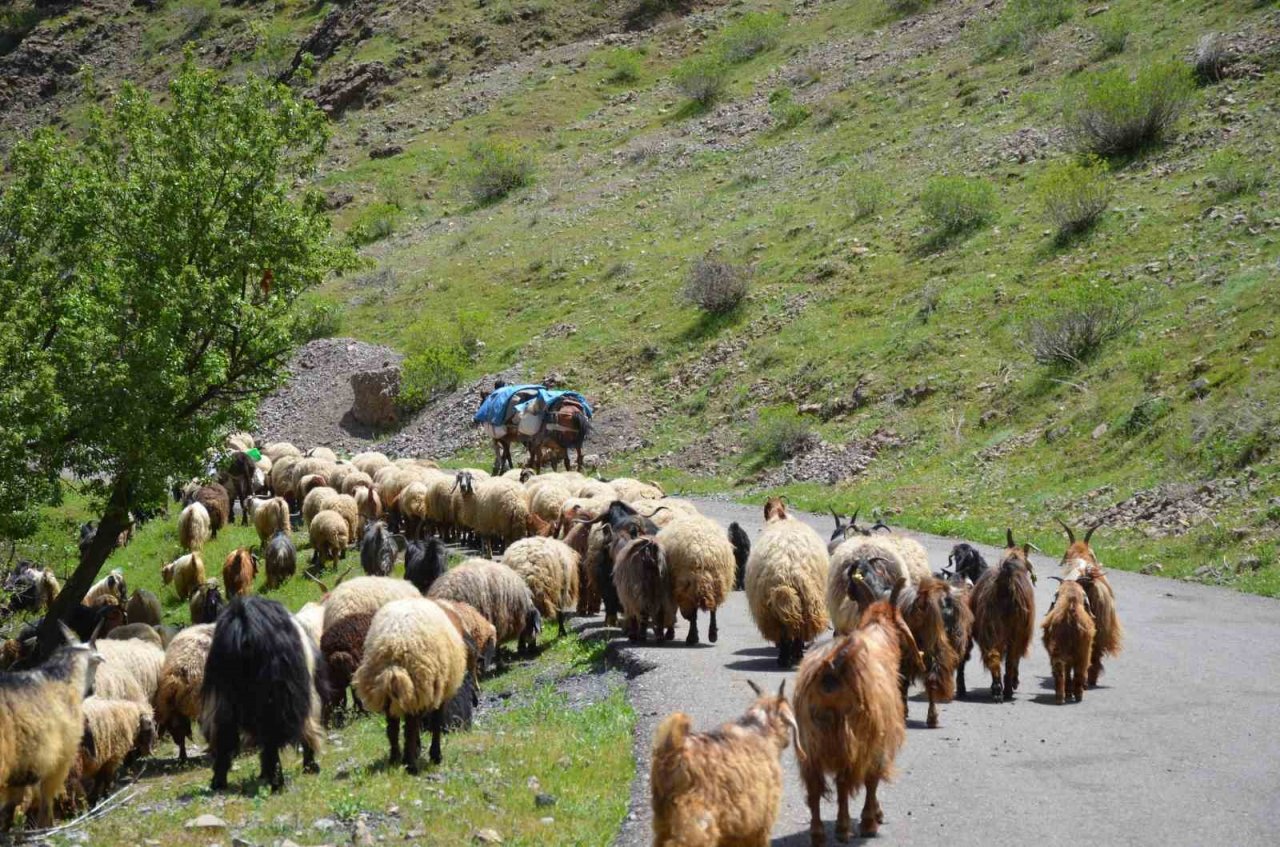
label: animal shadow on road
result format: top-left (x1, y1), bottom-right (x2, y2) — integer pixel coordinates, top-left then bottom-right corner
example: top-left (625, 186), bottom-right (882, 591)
top-left (724, 646), bottom-right (789, 673)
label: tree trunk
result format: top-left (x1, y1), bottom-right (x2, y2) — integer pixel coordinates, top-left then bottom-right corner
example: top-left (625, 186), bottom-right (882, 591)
top-left (35, 474), bottom-right (133, 660)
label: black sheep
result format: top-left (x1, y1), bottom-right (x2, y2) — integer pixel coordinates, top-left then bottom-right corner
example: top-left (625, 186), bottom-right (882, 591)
top-left (200, 596), bottom-right (326, 792)
top-left (404, 537), bottom-right (448, 594)
top-left (359, 521), bottom-right (396, 577)
top-left (727, 522), bottom-right (751, 590)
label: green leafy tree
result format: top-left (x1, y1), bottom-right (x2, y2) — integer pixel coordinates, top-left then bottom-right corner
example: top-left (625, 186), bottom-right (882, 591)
top-left (0, 57), bottom-right (352, 655)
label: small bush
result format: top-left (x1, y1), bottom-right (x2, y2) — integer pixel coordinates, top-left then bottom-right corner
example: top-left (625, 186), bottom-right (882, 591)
top-left (745, 407), bottom-right (815, 465)
top-left (1063, 62), bottom-right (1195, 157)
top-left (488, 0), bottom-right (516, 24)
top-left (847, 175), bottom-right (888, 220)
top-left (400, 345), bottom-right (468, 411)
top-left (1, 3), bottom-right (41, 56)
top-left (1118, 396), bottom-right (1170, 437)
top-left (672, 54), bottom-right (729, 107)
top-left (884, 0), bottom-right (934, 16)
top-left (985, 0), bottom-right (1073, 56)
top-left (463, 140), bottom-right (534, 206)
top-left (623, 0), bottom-right (692, 31)
top-left (1036, 156), bottom-right (1112, 240)
top-left (1091, 12), bottom-right (1132, 58)
top-left (1022, 280), bottom-right (1138, 368)
top-left (1205, 150), bottom-right (1264, 199)
top-left (604, 47), bottom-right (643, 84)
top-left (768, 88), bottom-right (809, 130)
top-left (1192, 32), bottom-right (1228, 85)
top-left (718, 12), bottom-right (784, 64)
top-left (1127, 347), bottom-right (1164, 388)
top-left (347, 201), bottom-right (401, 247)
top-left (293, 300), bottom-right (342, 342)
top-left (920, 176), bottom-right (997, 237)
top-left (681, 254), bottom-right (749, 314)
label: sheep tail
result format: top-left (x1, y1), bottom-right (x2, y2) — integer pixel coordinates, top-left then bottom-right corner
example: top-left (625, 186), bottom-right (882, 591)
top-left (380, 668), bottom-right (415, 714)
top-left (653, 712), bottom-right (691, 757)
top-left (769, 585), bottom-right (803, 633)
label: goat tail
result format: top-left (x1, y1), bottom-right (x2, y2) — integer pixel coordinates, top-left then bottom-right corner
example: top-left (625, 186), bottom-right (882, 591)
top-left (653, 712), bottom-right (691, 757)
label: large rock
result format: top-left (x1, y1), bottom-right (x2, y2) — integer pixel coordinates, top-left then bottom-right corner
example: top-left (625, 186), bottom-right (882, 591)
top-left (350, 365), bottom-right (401, 428)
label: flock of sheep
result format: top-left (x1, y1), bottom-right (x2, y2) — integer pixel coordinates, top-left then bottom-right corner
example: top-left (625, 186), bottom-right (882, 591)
top-left (0, 432), bottom-right (1124, 845)
top-left (652, 500), bottom-right (1124, 846)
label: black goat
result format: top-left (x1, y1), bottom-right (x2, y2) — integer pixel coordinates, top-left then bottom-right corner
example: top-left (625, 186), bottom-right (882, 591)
top-left (941, 543), bottom-right (989, 699)
top-left (404, 537), bottom-right (448, 595)
top-left (201, 597), bottom-right (326, 792)
top-left (728, 522), bottom-right (751, 590)
top-left (359, 521), bottom-right (396, 577)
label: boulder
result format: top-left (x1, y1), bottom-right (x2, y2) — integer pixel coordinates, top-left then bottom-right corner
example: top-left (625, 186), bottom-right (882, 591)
top-left (349, 365), bottom-right (401, 428)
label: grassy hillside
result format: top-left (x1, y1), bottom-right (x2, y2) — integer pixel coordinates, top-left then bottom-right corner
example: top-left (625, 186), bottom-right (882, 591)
top-left (3, 0), bottom-right (1279, 593)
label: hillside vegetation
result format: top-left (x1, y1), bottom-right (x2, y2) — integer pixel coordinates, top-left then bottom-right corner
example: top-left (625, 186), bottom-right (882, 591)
top-left (4, 0), bottom-right (1280, 593)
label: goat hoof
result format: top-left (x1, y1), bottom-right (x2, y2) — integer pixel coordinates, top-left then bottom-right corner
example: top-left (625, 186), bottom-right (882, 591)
top-left (809, 826), bottom-right (827, 847)
top-left (859, 819), bottom-right (880, 837)
top-left (990, 684), bottom-right (1003, 702)
top-left (836, 821), bottom-right (852, 842)
top-left (927, 715), bottom-right (939, 729)
top-left (708, 626), bottom-right (718, 643)
top-left (685, 631), bottom-right (699, 646)
top-left (1003, 685), bottom-right (1015, 700)
top-left (405, 761), bottom-right (421, 775)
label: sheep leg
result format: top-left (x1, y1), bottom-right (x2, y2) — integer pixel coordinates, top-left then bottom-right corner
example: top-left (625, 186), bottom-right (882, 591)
top-left (804, 770), bottom-right (827, 847)
top-left (428, 708), bottom-right (445, 765)
top-left (685, 608), bottom-right (700, 645)
top-left (983, 646), bottom-right (1003, 702)
top-left (558, 610), bottom-right (567, 639)
top-left (1004, 650), bottom-right (1021, 700)
top-left (386, 713), bottom-right (402, 764)
top-left (860, 774), bottom-right (884, 836)
top-left (404, 714), bottom-right (422, 774)
top-left (835, 773), bottom-right (854, 842)
top-left (708, 607), bottom-right (718, 643)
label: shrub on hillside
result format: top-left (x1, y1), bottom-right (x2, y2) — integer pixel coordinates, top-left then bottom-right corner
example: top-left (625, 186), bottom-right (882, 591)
top-left (718, 12), bottom-right (785, 64)
top-left (920, 176), bottom-right (997, 237)
top-left (746, 407), bottom-right (815, 465)
top-left (985, 0), bottom-right (1073, 56)
top-left (1091, 12), bottom-right (1132, 59)
top-left (1064, 62), bottom-right (1195, 158)
top-left (399, 310), bottom-right (488, 411)
top-left (347, 201), bottom-right (401, 246)
top-left (294, 300), bottom-right (342, 342)
top-left (884, 0), bottom-right (934, 17)
top-left (1022, 281), bottom-right (1137, 368)
top-left (463, 140), bottom-right (534, 206)
top-left (847, 175), bottom-right (888, 220)
top-left (768, 88), bottom-right (809, 130)
top-left (1036, 156), bottom-right (1112, 240)
top-left (1205, 150), bottom-right (1264, 199)
top-left (681, 254), bottom-right (749, 314)
top-left (1191, 33), bottom-right (1228, 85)
top-left (604, 47), bottom-right (643, 84)
top-left (1, 3), bottom-right (41, 55)
top-left (672, 54), bottom-right (729, 107)
top-left (623, 0), bottom-right (692, 32)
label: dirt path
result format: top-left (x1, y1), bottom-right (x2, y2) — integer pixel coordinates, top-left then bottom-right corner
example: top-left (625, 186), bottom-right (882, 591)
top-left (588, 498), bottom-right (1280, 847)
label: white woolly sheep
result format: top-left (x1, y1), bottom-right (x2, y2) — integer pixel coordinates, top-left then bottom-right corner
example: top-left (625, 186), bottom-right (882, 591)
top-left (354, 598), bottom-right (467, 771)
top-left (309, 509), bottom-right (350, 571)
top-left (575, 479), bottom-right (617, 501)
top-left (77, 697), bottom-right (155, 803)
top-left (263, 441), bottom-right (301, 462)
top-left (340, 470), bottom-right (374, 496)
top-left (306, 446), bottom-right (339, 463)
top-left (529, 481), bottom-right (574, 526)
top-left (178, 502), bottom-right (212, 552)
top-left (153, 623), bottom-right (214, 762)
top-left (610, 477), bottom-right (665, 502)
top-left (503, 537), bottom-right (580, 637)
top-left (746, 498), bottom-right (831, 668)
top-left (321, 576), bottom-right (421, 633)
top-left (433, 599), bottom-right (498, 677)
top-left (870, 523), bottom-right (932, 583)
top-left (94, 638), bottom-right (165, 704)
top-left (657, 515), bottom-right (736, 645)
top-left (295, 602), bottom-right (326, 647)
top-left (161, 553), bottom-right (206, 602)
top-left (427, 559), bottom-right (542, 655)
top-left (303, 486), bottom-right (340, 529)
top-left (351, 451), bottom-right (392, 477)
top-left (253, 496), bottom-right (291, 545)
top-left (828, 536), bottom-right (911, 635)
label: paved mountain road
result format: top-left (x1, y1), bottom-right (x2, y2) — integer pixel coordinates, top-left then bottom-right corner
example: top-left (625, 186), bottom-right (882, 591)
top-left (587, 499), bottom-right (1280, 847)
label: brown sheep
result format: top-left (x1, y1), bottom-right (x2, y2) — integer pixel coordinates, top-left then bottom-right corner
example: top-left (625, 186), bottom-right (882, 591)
top-left (794, 578), bottom-right (922, 844)
top-left (1042, 578), bottom-right (1096, 704)
top-left (970, 529), bottom-right (1037, 702)
top-left (1056, 520), bottom-right (1124, 687)
top-left (193, 483), bottom-right (231, 538)
top-left (222, 547), bottom-right (258, 599)
top-left (650, 681), bottom-right (801, 847)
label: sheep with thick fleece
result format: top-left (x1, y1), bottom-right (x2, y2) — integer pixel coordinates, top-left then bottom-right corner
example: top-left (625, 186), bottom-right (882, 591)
top-left (827, 537), bottom-right (910, 635)
top-left (472, 477), bottom-right (538, 552)
top-left (870, 523), bottom-right (932, 583)
top-left (354, 598), bottom-right (467, 770)
top-left (294, 602), bottom-right (325, 646)
top-left (303, 486), bottom-right (341, 529)
top-left (126, 589), bottom-right (162, 627)
top-left (352, 451), bottom-right (391, 477)
top-left (657, 515), bottom-right (736, 646)
top-left (104, 624), bottom-right (163, 647)
top-left (178, 502), bottom-right (212, 552)
top-left (329, 493), bottom-right (360, 542)
top-left (610, 477), bottom-right (665, 502)
top-left (651, 681), bottom-right (800, 847)
top-left (269, 454), bottom-right (301, 501)
top-left (309, 509), bottom-right (350, 571)
top-left (263, 441), bottom-right (301, 462)
top-left (254, 496), bottom-right (291, 545)
top-left (94, 638), bottom-right (165, 704)
top-left (0, 628), bottom-right (103, 831)
top-left (320, 612), bottom-right (375, 725)
top-left (399, 481), bottom-right (431, 539)
top-left (341, 470), bottom-right (374, 496)
top-left (77, 697), bottom-right (155, 803)
top-left (503, 537), bottom-right (580, 637)
top-left (746, 498), bottom-right (831, 668)
top-left (434, 599), bottom-right (498, 677)
top-left (163, 555), bottom-right (206, 606)
top-left (529, 480), bottom-right (574, 526)
top-left (612, 535), bottom-right (675, 642)
top-left (428, 559), bottom-right (542, 654)
top-left (321, 576), bottom-right (421, 632)
top-left (153, 624), bottom-right (214, 762)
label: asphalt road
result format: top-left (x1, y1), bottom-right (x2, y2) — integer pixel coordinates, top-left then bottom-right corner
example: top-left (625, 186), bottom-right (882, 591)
top-left (589, 498), bottom-right (1280, 847)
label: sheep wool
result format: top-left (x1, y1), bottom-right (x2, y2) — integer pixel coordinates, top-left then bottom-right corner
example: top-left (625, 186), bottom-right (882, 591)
top-left (874, 531), bottom-right (932, 583)
top-left (303, 486), bottom-right (341, 530)
top-left (153, 624), bottom-right (214, 763)
top-left (94, 639), bottom-right (165, 704)
top-left (657, 515), bottom-right (736, 644)
top-left (746, 515), bottom-right (830, 664)
top-left (827, 537), bottom-right (909, 635)
top-left (178, 502), bottom-right (212, 552)
top-left (253, 497), bottom-right (291, 545)
top-left (309, 509), bottom-right (350, 571)
top-left (161, 552), bottom-right (203, 602)
top-left (294, 602), bottom-right (326, 646)
top-left (502, 537), bottom-right (580, 635)
top-left (78, 698), bottom-right (155, 801)
top-left (322, 576), bottom-right (421, 632)
top-left (428, 558), bottom-right (539, 649)
top-left (433, 599), bottom-right (498, 677)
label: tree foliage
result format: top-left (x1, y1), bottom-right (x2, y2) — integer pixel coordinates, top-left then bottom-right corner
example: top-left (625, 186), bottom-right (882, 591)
top-left (0, 56), bottom-right (352, 648)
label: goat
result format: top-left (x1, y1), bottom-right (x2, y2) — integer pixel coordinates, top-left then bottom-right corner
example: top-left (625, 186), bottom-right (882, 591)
top-left (969, 530), bottom-right (1037, 702)
top-left (1056, 519), bottom-right (1124, 687)
top-left (1042, 578), bottom-right (1096, 704)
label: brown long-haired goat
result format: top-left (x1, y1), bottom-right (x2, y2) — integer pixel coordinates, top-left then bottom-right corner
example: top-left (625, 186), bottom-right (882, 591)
top-left (1041, 578), bottom-right (1096, 704)
top-left (222, 547), bottom-right (258, 599)
top-left (650, 680), bottom-right (801, 847)
top-left (1056, 519), bottom-right (1123, 687)
top-left (969, 529), bottom-right (1036, 702)
top-left (897, 576), bottom-right (969, 728)
top-left (795, 577), bottom-right (922, 844)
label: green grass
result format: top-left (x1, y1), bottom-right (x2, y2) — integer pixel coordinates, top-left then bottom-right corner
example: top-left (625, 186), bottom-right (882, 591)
top-left (7, 494), bottom-right (633, 846)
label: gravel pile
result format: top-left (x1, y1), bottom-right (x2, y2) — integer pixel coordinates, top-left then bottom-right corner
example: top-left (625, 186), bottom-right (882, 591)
top-left (1077, 479), bottom-right (1247, 538)
top-left (757, 430), bottom-right (904, 488)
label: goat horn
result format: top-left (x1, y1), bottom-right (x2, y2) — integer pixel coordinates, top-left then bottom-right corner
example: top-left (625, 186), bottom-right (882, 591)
top-left (1056, 517), bottom-right (1075, 544)
top-left (889, 577), bottom-right (907, 607)
top-left (777, 679), bottom-right (786, 698)
top-left (1006, 528), bottom-right (1016, 548)
top-left (829, 508), bottom-right (843, 527)
top-left (1085, 521), bottom-right (1102, 543)
top-left (88, 617), bottom-right (105, 647)
top-left (850, 508), bottom-right (859, 527)
top-left (304, 571), bottom-right (330, 594)
top-left (1049, 576), bottom-right (1065, 584)
top-left (335, 565), bottom-right (355, 587)
top-left (747, 680), bottom-right (763, 696)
